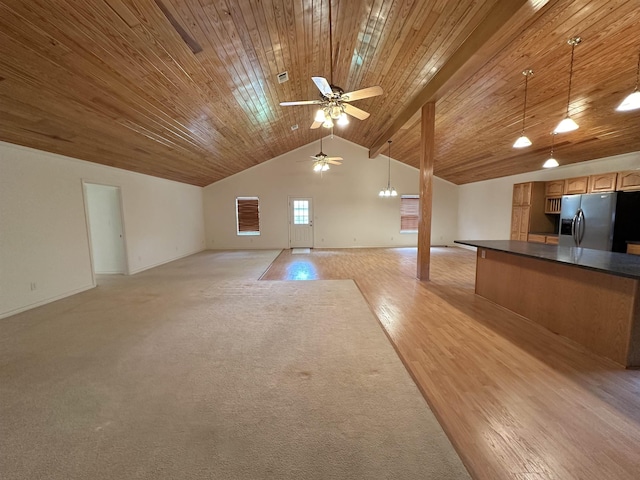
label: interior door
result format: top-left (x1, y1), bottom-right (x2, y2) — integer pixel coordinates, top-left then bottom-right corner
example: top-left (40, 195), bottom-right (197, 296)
top-left (84, 183), bottom-right (127, 274)
top-left (289, 197), bottom-right (313, 248)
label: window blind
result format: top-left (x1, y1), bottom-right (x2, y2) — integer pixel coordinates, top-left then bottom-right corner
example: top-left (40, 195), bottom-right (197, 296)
top-left (400, 196), bottom-right (419, 232)
top-left (236, 197), bottom-right (260, 234)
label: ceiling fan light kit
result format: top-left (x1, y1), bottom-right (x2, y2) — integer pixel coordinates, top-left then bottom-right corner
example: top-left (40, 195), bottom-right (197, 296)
top-left (313, 161), bottom-right (330, 172)
top-left (616, 50), bottom-right (640, 111)
top-left (554, 37), bottom-right (581, 134)
top-left (379, 140), bottom-right (397, 197)
top-left (513, 69), bottom-right (534, 148)
top-left (278, 0), bottom-right (382, 130)
top-left (310, 136), bottom-right (342, 173)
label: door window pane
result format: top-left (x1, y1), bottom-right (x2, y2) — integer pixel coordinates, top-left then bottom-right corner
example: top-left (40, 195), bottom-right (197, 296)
top-left (293, 200), bottom-right (309, 225)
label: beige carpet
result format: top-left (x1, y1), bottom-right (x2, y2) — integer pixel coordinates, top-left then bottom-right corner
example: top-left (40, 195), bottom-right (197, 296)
top-left (0, 250), bottom-right (469, 479)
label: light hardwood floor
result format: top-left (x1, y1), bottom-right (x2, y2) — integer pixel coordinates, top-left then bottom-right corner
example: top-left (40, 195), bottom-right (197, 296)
top-left (261, 247), bottom-right (640, 480)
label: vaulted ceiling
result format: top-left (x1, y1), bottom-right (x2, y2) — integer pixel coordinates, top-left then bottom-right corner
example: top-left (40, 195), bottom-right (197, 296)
top-left (0, 0), bottom-right (639, 187)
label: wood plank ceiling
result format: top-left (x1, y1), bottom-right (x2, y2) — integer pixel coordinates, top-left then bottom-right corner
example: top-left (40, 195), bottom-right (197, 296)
top-left (0, 0), bottom-right (638, 187)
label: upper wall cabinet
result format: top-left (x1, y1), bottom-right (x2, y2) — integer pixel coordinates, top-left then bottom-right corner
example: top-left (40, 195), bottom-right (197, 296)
top-left (564, 177), bottom-right (589, 195)
top-left (616, 171), bottom-right (640, 192)
top-left (588, 172), bottom-right (618, 193)
top-left (545, 180), bottom-right (564, 197)
top-left (513, 182), bottom-right (532, 206)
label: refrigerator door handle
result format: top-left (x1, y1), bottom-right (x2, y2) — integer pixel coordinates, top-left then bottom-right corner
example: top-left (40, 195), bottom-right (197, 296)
top-left (571, 213), bottom-right (578, 246)
top-left (578, 209), bottom-right (586, 245)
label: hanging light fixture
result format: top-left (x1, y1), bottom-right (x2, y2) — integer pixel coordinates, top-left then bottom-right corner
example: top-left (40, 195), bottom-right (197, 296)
top-left (554, 37), bottom-right (581, 134)
top-left (616, 50), bottom-right (640, 111)
top-left (543, 133), bottom-right (559, 168)
top-left (379, 140), bottom-right (397, 197)
top-left (313, 161), bottom-right (330, 172)
top-left (513, 69), bottom-right (534, 148)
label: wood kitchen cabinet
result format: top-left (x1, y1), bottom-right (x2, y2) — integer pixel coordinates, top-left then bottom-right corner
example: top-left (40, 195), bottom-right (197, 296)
top-left (545, 180), bottom-right (565, 197)
top-left (616, 171), bottom-right (640, 191)
top-left (528, 233), bottom-right (559, 245)
top-left (512, 182), bottom-right (532, 205)
top-left (589, 172), bottom-right (617, 192)
top-left (511, 182), bottom-right (553, 241)
top-left (564, 176), bottom-right (589, 194)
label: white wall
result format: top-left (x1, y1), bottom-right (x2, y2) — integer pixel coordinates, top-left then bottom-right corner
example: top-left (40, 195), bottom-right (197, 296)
top-left (203, 136), bottom-right (459, 249)
top-left (0, 141), bottom-right (205, 319)
top-left (457, 151), bottom-right (640, 240)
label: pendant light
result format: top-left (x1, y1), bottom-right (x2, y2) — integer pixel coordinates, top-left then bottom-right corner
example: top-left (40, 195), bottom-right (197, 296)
top-left (513, 69), bottom-right (534, 148)
top-left (543, 133), bottom-right (559, 168)
top-left (554, 37), bottom-right (581, 134)
top-left (616, 50), bottom-right (640, 111)
top-left (378, 140), bottom-right (397, 197)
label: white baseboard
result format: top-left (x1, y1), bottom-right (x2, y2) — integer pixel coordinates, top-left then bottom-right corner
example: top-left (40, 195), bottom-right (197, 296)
top-left (0, 283), bottom-right (96, 320)
top-left (128, 248), bottom-right (205, 275)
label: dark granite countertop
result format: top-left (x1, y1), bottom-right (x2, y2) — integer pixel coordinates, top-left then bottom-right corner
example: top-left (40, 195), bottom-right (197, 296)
top-left (454, 240), bottom-right (640, 280)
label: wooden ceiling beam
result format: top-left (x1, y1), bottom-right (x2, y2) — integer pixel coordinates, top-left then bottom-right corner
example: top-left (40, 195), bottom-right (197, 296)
top-left (368, 0), bottom-right (547, 159)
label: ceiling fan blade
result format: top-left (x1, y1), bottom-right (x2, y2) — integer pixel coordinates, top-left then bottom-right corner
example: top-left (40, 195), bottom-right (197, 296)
top-left (325, 156), bottom-right (343, 161)
top-left (280, 100), bottom-right (323, 106)
top-left (312, 77), bottom-right (333, 96)
top-left (327, 160), bottom-right (342, 165)
top-left (343, 103), bottom-right (370, 120)
top-left (310, 120), bottom-right (322, 129)
top-left (341, 85), bottom-right (383, 101)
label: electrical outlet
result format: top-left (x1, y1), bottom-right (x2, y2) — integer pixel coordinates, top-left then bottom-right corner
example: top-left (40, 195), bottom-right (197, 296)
top-left (30, 282), bottom-right (37, 291)
top-left (481, 249), bottom-right (486, 259)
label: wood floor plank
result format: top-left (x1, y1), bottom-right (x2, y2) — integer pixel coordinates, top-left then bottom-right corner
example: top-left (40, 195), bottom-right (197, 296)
top-left (261, 246), bottom-right (640, 480)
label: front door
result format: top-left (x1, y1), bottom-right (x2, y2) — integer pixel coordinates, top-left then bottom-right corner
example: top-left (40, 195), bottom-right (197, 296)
top-left (289, 197), bottom-right (313, 248)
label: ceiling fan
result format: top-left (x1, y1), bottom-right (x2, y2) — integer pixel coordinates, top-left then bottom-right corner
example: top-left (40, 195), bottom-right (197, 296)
top-left (279, 0), bottom-right (383, 129)
top-left (311, 136), bottom-right (342, 172)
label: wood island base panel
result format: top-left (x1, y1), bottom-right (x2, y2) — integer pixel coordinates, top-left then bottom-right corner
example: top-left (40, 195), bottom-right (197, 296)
top-left (456, 241), bottom-right (640, 367)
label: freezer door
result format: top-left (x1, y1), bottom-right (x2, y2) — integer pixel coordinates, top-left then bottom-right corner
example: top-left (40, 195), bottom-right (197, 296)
top-left (559, 195), bottom-right (581, 247)
top-left (578, 193), bottom-right (617, 250)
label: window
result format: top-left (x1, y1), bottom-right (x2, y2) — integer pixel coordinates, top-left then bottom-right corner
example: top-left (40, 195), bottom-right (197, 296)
top-left (236, 197), bottom-right (260, 235)
top-left (400, 195), bottom-right (419, 233)
top-left (293, 200), bottom-right (310, 225)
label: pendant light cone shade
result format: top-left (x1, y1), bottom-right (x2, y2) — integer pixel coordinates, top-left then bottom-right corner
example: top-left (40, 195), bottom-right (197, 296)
top-left (543, 133), bottom-right (559, 168)
top-left (617, 52), bottom-right (640, 111)
top-left (379, 140), bottom-right (397, 197)
top-left (513, 135), bottom-right (532, 148)
top-left (617, 91), bottom-right (640, 111)
top-left (554, 116), bottom-right (579, 133)
top-left (554, 37), bottom-right (581, 134)
top-left (513, 70), bottom-right (533, 148)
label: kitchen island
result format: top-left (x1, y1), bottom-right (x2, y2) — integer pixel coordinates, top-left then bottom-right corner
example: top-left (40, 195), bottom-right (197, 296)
top-left (455, 240), bottom-right (640, 367)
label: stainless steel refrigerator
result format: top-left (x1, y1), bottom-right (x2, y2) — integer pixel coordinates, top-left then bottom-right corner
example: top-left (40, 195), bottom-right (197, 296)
top-left (559, 192), bottom-right (617, 250)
